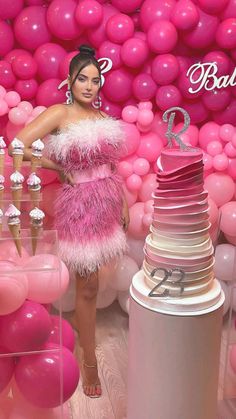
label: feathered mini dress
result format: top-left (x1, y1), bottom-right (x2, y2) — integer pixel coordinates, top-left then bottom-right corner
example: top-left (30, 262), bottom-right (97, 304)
top-left (46, 117), bottom-right (127, 277)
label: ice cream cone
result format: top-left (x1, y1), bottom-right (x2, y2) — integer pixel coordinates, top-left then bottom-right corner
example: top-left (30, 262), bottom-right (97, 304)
top-left (9, 223), bottom-right (21, 257)
top-left (0, 209), bottom-right (3, 237)
top-left (13, 153), bottom-right (24, 171)
top-left (29, 207), bottom-right (45, 255)
top-left (29, 187), bottom-right (41, 207)
top-left (11, 187), bottom-right (23, 210)
top-left (27, 173), bottom-right (41, 207)
top-left (0, 153), bottom-right (5, 175)
top-left (0, 186), bottom-right (4, 203)
top-left (31, 139), bottom-right (44, 173)
top-left (10, 171), bottom-right (24, 210)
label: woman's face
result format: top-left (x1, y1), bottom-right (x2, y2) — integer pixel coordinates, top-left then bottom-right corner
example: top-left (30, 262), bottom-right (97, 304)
top-left (70, 63), bottom-right (100, 105)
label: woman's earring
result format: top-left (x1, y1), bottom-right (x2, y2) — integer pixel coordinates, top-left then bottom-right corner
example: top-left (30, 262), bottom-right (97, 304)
top-left (66, 89), bottom-right (73, 104)
top-left (92, 95), bottom-right (102, 109)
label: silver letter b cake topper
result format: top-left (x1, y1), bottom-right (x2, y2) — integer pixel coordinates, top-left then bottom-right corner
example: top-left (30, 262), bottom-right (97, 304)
top-left (162, 107), bottom-right (191, 150)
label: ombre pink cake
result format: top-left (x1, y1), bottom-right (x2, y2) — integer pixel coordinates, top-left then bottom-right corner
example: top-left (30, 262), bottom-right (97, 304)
top-left (143, 148), bottom-right (216, 298)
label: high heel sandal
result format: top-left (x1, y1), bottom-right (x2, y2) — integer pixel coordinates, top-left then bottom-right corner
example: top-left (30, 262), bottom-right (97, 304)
top-left (82, 361), bottom-right (102, 398)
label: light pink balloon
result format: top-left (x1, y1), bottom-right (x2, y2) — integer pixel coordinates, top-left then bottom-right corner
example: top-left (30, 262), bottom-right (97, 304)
top-left (208, 197), bottom-right (219, 225)
top-left (34, 43), bottom-right (67, 80)
top-left (138, 101), bottom-right (153, 110)
top-left (225, 233), bottom-right (236, 245)
top-left (103, 69), bottom-right (133, 103)
top-left (138, 173), bottom-right (157, 202)
top-left (207, 141), bottom-right (223, 156)
top-left (18, 101), bottom-right (33, 114)
top-left (98, 41), bottom-right (122, 70)
top-left (122, 184), bottom-right (138, 207)
top-left (0, 262), bottom-right (28, 315)
top-left (151, 53), bottom-right (179, 85)
top-left (128, 202), bottom-right (147, 239)
top-left (14, 78), bottom-right (38, 100)
top-left (215, 243), bottom-right (236, 281)
top-left (0, 20), bottom-right (14, 56)
top-left (122, 105), bottom-right (138, 123)
top-left (204, 173), bottom-right (235, 207)
top-left (156, 85), bottom-right (182, 110)
top-left (119, 122), bottom-right (140, 157)
top-left (106, 13), bottom-right (134, 44)
top-left (147, 20), bottom-right (178, 53)
top-left (203, 153), bottom-right (213, 171)
top-left (121, 38), bottom-right (149, 68)
top-left (183, 9), bottom-right (219, 49)
top-left (199, 122), bottom-right (220, 150)
top-left (47, 0), bottom-right (82, 40)
top-left (231, 133), bottom-right (236, 148)
top-left (216, 18), bottom-right (236, 49)
top-left (31, 105), bottom-right (47, 116)
top-left (126, 174), bottom-right (142, 191)
top-left (213, 153), bottom-right (229, 171)
top-left (224, 142), bottom-right (236, 158)
top-left (97, 287), bottom-right (117, 308)
top-left (117, 161), bottom-right (133, 178)
top-left (171, 0), bottom-right (199, 30)
top-left (0, 100), bottom-right (8, 116)
top-left (140, 0), bottom-right (176, 32)
top-left (137, 132), bottom-right (163, 162)
top-left (8, 107), bottom-right (28, 125)
top-left (228, 158), bottom-right (236, 180)
top-left (0, 85), bottom-right (6, 98)
top-left (75, 0), bottom-right (103, 28)
top-left (132, 73), bottom-right (156, 101)
top-left (174, 123), bottom-right (199, 147)
top-left (218, 280), bottom-right (231, 315)
top-left (14, 6), bottom-right (51, 50)
top-left (4, 91), bottom-right (21, 108)
top-left (133, 158), bottom-right (150, 176)
top-left (144, 199), bottom-right (154, 214)
top-left (219, 124), bottom-right (235, 142)
top-left (137, 109), bottom-right (154, 126)
top-left (142, 212), bottom-right (153, 228)
top-left (202, 88), bottom-right (231, 112)
top-left (150, 113), bottom-right (168, 143)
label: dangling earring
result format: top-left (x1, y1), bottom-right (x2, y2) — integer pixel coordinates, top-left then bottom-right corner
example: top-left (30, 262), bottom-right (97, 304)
top-left (66, 89), bottom-right (73, 105)
top-left (92, 95), bottom-right (102, 109)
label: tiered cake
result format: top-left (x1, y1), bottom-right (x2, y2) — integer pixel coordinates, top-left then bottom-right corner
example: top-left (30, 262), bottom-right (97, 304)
top-left (141, 147), bottom-right (222, 313)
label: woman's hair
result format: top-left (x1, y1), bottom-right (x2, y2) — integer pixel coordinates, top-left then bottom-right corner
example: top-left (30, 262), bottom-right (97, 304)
top-left (69, 44), bottom-right (102, 89)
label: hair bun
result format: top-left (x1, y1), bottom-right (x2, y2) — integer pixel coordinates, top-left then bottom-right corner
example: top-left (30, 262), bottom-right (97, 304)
top-left (78, 44), bottom-right (95, 57)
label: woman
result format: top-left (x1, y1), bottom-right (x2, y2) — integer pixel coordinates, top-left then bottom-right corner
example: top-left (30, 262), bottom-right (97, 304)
top-left (9, 45), bottom-right (129, 398)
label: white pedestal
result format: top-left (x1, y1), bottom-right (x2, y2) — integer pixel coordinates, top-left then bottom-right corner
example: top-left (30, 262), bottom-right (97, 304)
top-left (127, 271), bottom-right (224, 419)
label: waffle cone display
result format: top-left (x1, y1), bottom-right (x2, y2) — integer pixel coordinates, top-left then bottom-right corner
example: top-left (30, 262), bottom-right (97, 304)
top-left (0, 153), bottom-right (4, 175)
top-left (8, 223), bottom-right (21, 257)
top-left (13, 153), bottom-right (24, 171)
top-left (11, 188), bottom-right (23, 210)
top-left (31, 223), bottom-right (42, 255)
top-left (31, 154), bottom-right (42, 172)
top-left (29, 188), bottom-right (40, 207)
top-left (0, 187), bottom-right (4, 203)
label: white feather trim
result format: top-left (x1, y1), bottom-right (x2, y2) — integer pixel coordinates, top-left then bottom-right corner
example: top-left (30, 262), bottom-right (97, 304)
top-left (58, 226), bottom-right (128, 276)
top-left (45, 117), bottom-right (124, 161)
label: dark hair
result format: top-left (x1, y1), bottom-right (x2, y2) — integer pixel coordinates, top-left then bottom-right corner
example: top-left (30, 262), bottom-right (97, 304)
top-left (69, 44), bottom-right (102, 89)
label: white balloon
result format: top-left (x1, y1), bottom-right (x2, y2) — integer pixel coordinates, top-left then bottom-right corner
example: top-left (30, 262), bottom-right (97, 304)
top-left (118, 290), bottom-right (130, 314)
top-left (53, 276), bottom-right (76, 312)
top-left (219, 279), bottom-right (231, 316)
top-left (110, 255), bottom-right (139, 292)
top-left (98, 259), bottom-right (118, 292)
top-left (214, 244), bottom-right (236, 282)
top-left (126, 234), bottom-right (145, 268)
top-left (96, 287), bottom-right (117, 309)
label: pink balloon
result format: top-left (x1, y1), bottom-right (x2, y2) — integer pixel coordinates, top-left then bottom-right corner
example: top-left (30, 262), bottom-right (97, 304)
top-left (198, 0), bottom-right (229, 14)
top-left (126, 173), bottom-right (142, 191)
top-left (152, 54), bottom-right (179, 85)
top-left (221, 0), bottom-right (236, 19)
top-left (214, 99), bottom-right (236, 125)
top-left (137, 109), bottom-right (154, 126)
top-left (216, 18), bottom-right (236, 49)
top-left (14, 78), bottom-right (38, 100)
top-left (147, 20), bottom-right (178, 53)
top-left (122, 105), bottom-right (138, 123)
top-left (208, 197), bottom-right (219, 225)
top-left (144, 199), bottom-right (154, 214)
top-left (0, 0), bottom-right (23, 19)
top-left (202, 88), bottom-right (231, 112)
top-left (203, 153), bottom-right (213, 170)
top-left (46, 315), bottom-right (75, 352)
top-left (137, 132), bottom-right (163, 162)
top-left (24, 254), bottom-right (69, 303)
top-left (142, 212), bottom-right (153, 228)
top-left (139, 173), bottom-right (157, 202)
top-left (174, 123), bottom-right (199, 147)
top-left (12, 53), bottom-right (37, 79)
top-left (133, 158), bottom-right (150, 176)
top-left (31, 105), bottom-right (47, 117)
top-left (220, 201), bottom-right (236, 236)
top-left (100, 95), bottom-right (122, 118)
top-left (4, 91), bottom-right (21, 108)
top-left (138, 101), bottom-right (153, 110)
top-left (204, 173), bottom-right (235, 207)
top-left (117, 161), bottom-right (133, 178)
top-left (59, 50), bottom-right (78, 80)
top-left (34, 43), bottom-right (66, 80)
top-left (219, 124), bottom-right (235, 142)
top-left (0, 262), bottom-right (28, 316)
top-left (18, 101), bottom-right (33, 114)
top-left (140, 0), bottom-right (176, 32)
top-left (8, 107), bottom-right (28, 125)
top-left (207, 141), bottom-right (223, 156)
top-left (122, 184), bottom-right (138, 207)
top-left (14, 6), bottom-right (51, 50)
top-left (224, 142), bottom-right (236, 158)
top-left (36, 78), bottom-right (65, 107)
top-left (47, 0), bottom-right (82, 40)
top-left (228, 158), bottom-right (236, 180)
top-left (132, 73), bottom-right (156, 101)
top-left (106, 13), bottom-right (134, 44)
top-left (98, 41), bottom-right (122, 70)
top-left (0, 85), bottom-right (6, 98)
top-left (0, 347), bottom-right (15, 394)
top-left (0, 100), bottom-right (8, 116)
top-left (111, 0), bottom-right (143, 13)
top-left (213, 153), bottom-right (229, 171)
top-left (182, 100), bottom-right (209, 125)
top-left (0, 20), bottom-right (14, 56)
top-left (156, 85), bottom-right (182, 110)
top-left (111, 255), bottom-right (139, 291)
top-left (232, 133), bottom-right (236, 148)
top-left (183, 9), bottom-right (218, 48)
top-left (203, 50), bottom-right (230, 77)
top-left (177, 70), bottom-right (203, 100)
top-left (199, 122), bottom-right (220, 150)
top-left (0, 61), bottom-right (16, 88)
top-left (171, 0), bottom-right (199, 30)
top-left (128, 202), bottom-right (147, 239)
top-left (103, 69), bottom-right (133, 103)
top-left (215, 244), bottom-right (236, 282)
top-left (121, 38), bottom-right (149, 68)
top-left (150, 113), bottom-right (168, 142)
top-left (120, 122), bottom-right (140, 157)
top-left (15, 342), bottom-right (80, 408)
top-left (0, 300), bottom-right (51, 352)
top-left (87, 3), bottom-right (117, 48)
top-left (75, 0), bottom-right (103, 28)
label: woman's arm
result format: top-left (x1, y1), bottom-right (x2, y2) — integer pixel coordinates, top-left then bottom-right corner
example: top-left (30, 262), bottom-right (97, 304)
top-left (8, 104), bottom-right (67, 172)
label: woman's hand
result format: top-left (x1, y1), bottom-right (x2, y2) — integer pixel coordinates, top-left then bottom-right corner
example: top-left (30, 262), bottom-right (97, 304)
top-left (121, 195), bottom-right (130, 232)
top-left (58, 169), bottom-right (75, 186)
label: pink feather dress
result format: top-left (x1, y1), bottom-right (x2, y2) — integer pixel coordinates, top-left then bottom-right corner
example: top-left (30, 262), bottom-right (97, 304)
top-left (46, 117), bottom-right (127, 276)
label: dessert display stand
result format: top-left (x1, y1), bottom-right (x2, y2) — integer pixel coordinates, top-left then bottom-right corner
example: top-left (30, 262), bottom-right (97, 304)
top-left (127, 271), bottom-right (225, 419)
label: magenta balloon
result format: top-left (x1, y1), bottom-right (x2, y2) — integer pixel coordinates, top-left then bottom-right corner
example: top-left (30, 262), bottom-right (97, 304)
top-left (25, 0), bottom-right (46, 4)
top-left (171, 0), bottom-right (199, 30)
top-left (34, 43), bottom-right (66, 80)
top-left (221, 0), bottom-right (236, 20)
top-left (87, 3), bottom-right (117, 48)
top-left (221, 201), bottom-right (236, 236)
top-left (98, 41), bottom-right (122, 70)
top-left (111, 0), bottom-right (143, 13)
top-left (12, 53), bottom-right (37, 80)
top-left (183, 100), bottom-right (209, 125)
top-left (0, 347), bottom-right (15, 393)
top-left (203, 50), bottom-right (230, 77)
top-left (183, 9), bottom-right (218, 49)
top-left (36, 78), bottom-right (65, 107)
top-left (228, 158), bottom-right (236, 180)
top-left (199, 122), bottom-right (220, 150)
top-left (120, 122), bottom-right (140, 157)
top-left (15, 343), bottom-right (80, 408)
top-left (4, 48), bottom-right (27, 64)
top-left (216, 18), bottom-right (236, 49)
top-left (0, 20), bottom-right (14, 56)
top-left (147, 20), bottom-right (178, 53)
top-left (14, 6), bottom-right (51, 51)
top-left (151, 54), bottom-right (179, 85)
top-left (213, 99), bottom-right (236, 125)
top-left (0, 0), bottom-right (23, 19)
top-left (100, 95), bottom-right (122, 118)
top-left (202, 88), bottom-right (231, 112)
top-left (198, 0), bottom-right (229, 14)
top-left (0, 300), bottom-right (51, 352)
top-left (106, 13), bottom-right (134, 44)
top-left (14, 78), bottom-right (38, 100)
top-left (47, 315), bottom-right (75, 352)
top-left (120, 38), bottom-right (149, 68)
top-left (75, 0), bottom-right (103, 28)
top-left (59, 50), bottom-right (78, 79)
top-left (47, 0), bottom-right (82, 40)
top-left (156, 85), bottom-right (182, 110)
top-left (140, 0), bottom-right (176, 32)
top-left (132, 73), bottom-right (156, 101)
top-left (0, 61), bottom-right (16, 89)
top-left (204, 173), bottom-right (235, 207)
top-left (24, 254), bottom-right (69, 304)
top-left (137, 132), bottom-right (163, 162)
top-left (103, 69), bottom-right (133, 102)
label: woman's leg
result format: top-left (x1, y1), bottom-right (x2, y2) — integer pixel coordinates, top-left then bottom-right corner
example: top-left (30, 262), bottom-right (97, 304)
top-left (75, 270), bottom-right (101, 397)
